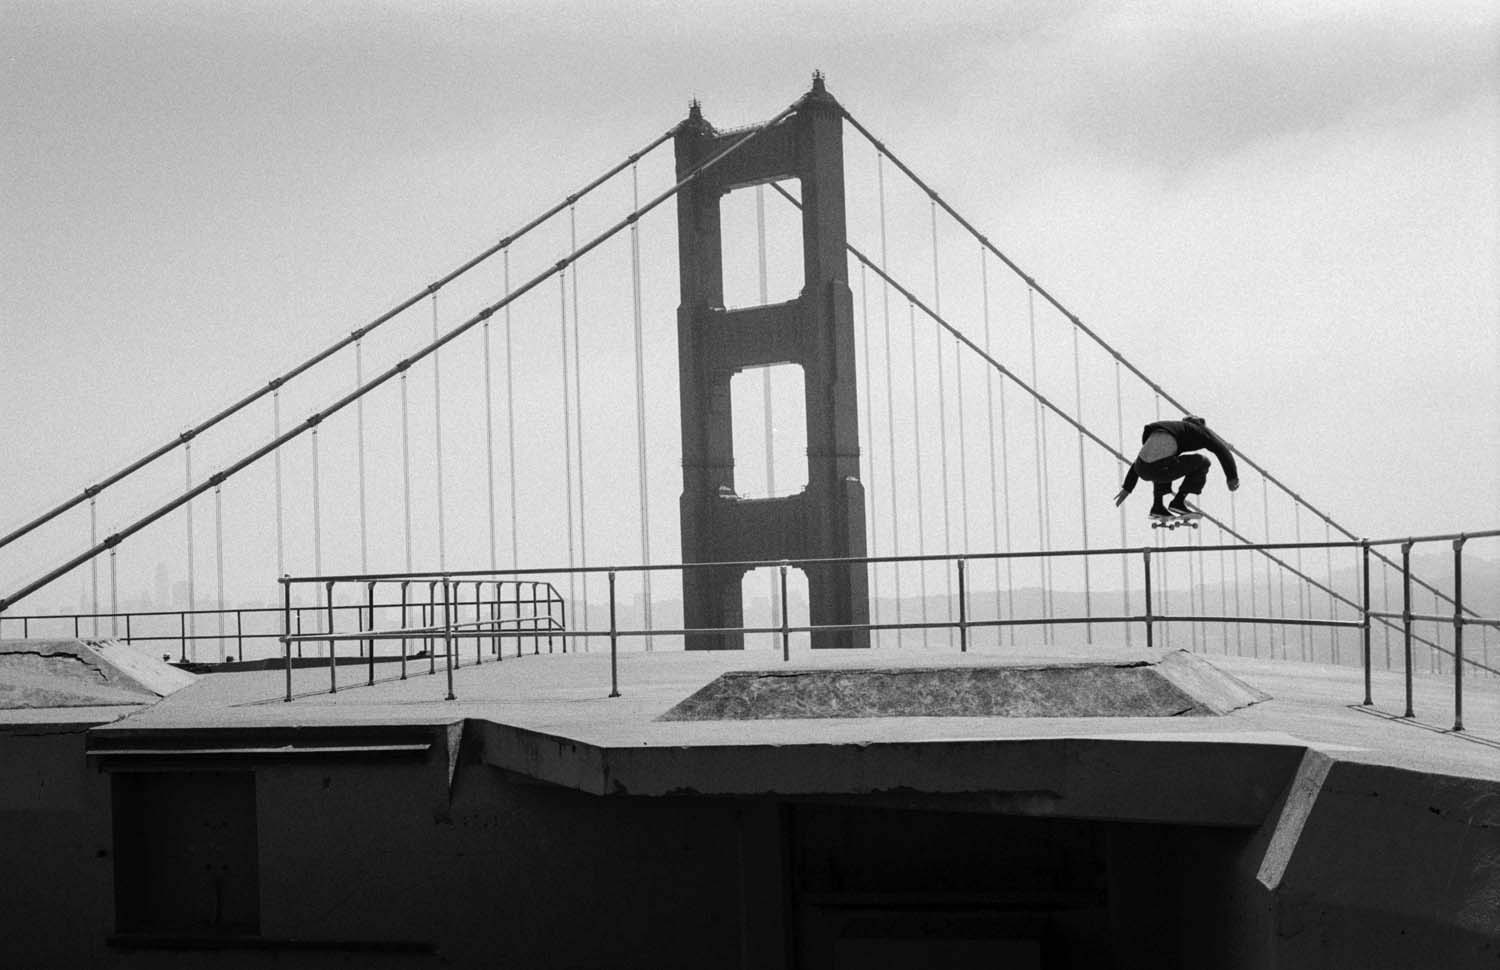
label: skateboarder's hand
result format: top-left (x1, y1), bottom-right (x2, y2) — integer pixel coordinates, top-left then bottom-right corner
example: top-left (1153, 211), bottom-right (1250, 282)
top-left (1112, 488), bottom-right (1129, 507)
top-left (1227, 477), bottom-right (1240, 492)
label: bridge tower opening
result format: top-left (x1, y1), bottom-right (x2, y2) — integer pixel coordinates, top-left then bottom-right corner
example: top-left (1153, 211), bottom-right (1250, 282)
top-left (674, 75), bottom-right (870, 650)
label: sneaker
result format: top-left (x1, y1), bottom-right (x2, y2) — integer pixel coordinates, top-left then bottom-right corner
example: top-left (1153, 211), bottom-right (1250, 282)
top-left (1168, 497), bottom-right (1199, 516)
top-left (1149, 503), bottom-right (1169, 518)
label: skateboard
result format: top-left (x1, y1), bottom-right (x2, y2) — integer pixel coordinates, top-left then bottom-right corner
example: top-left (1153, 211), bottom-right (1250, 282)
top-left (1150, 512), bottom-right (1201, 531)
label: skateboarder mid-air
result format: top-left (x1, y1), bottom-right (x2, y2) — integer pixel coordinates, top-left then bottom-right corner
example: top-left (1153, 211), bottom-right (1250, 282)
top-left (1112, 415), bottom-right (1240, 522)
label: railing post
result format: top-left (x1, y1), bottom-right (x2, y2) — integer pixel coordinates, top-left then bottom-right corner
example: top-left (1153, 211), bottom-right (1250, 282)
top-left (491, 582), bottom-right (501, 659)
top-left (474, 581), bottom-right (483, 665)
top-left (442, 579), bottom-right (456, 701)
top-left (780, 562), bottom-right (790, 662)
top-left (1453, 536), bottom-right (1466, 732)
top-left (282, 576), bottom-right (293, 702)
top-left (125, 613), bottom-right (132, 645)
top-left (325, 580), bottom-right (337, 694)
top-left (1401, 540), bottom-right (1414, 718)
top-left (957, 557), bottom-right (969, 654)
top-left (295, 608), bottom-right (303, 658)
top-left (1142, 548), bottom-right (1154, 649)
top-left (428, 581), bottom-right (438, 674)
top-left (235, 610), bottom-right (243, 661)
top-left (399, 581), bottom-right (409, 681)
top-left (608, 570), bottom-right (620, 698)
top-left (367, 581), bottom-right (377, 686)
top-left (1361, 540), bottom-right (1372, 706)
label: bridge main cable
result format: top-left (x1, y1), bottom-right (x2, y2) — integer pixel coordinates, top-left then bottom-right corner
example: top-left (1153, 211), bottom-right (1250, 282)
top-left (0, 125), bottom-right (681, 556)
top-left (838, 106), bottom-right (1478, 619)
top-left (0, 97), bottom-right (807, 614)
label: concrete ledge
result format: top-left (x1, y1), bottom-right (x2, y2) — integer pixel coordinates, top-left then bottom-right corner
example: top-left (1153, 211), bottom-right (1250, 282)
top-left (0, 638), bottom-right (196, 709)
top-left (478, 720), bottom-right (1305, 826)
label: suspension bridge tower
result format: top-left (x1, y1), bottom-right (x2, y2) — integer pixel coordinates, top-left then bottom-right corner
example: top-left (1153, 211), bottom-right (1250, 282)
top-left (675, 75), bottom-right (870, 650)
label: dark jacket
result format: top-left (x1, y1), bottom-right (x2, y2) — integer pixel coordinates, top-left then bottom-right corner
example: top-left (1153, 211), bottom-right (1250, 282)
top-left (1120, 420), bottom-right (1239, 493)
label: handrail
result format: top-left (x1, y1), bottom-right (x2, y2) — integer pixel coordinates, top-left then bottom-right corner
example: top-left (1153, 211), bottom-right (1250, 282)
top-left (280, 529), bottom-right (1495, 727)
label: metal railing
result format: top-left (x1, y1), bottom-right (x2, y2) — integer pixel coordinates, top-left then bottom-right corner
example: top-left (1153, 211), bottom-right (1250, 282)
top-left (279, 529), bottom-right (1497, 731)
top-left (278, 577), bottom-right (564, 700)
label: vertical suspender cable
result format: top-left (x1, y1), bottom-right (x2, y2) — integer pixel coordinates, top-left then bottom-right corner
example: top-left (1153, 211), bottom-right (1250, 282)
top-left (483, 313), bottom-right (497, 573)
top-left (980, 247), bottom-right (1005, 634)
top-left (356, 340), bottom-right (368, 573)
top-left (1380, 564), bottom-right (1391, 669)
top-left (89, 499), bottom-right (98, 635)
top-left (504, 249), bottom-right (519, 572)
top-left (1072, 327), bottom-right (1092, 642)
top-left (1154, 396), bottom-right (1168, 649)
top-left (952, 265), bottom-right (971, 616)
top-left (1114, 361), bottom-right (1130, 645)
top-left (311, 426), bottom-right (323, 655)
top-left (400, 372), bottom-right (413, 572)
top-left (1265, 479), bottom-right (1283, 658)
top-left (1027, 289), bottom-right (1051, 643)
top-left (629, 166), bottom-right (654, 650)
top-left (273, 390), bottom-right (284, 577)
top-left (214, 484), bottom-right (225, 661)
top-left (311, 430), bottom-right (322, 577)
top-left (878, 154), bottom-right (903, 640)
top-left (1293, 501), bottom-right (1307, 659)
top-left (758, 185), bottom-right (780, 643)
top-left (931, 202), bottom-right (953, 644)
top-left (1325, 519), bottom-right (1337, 662)
top-left (570, 206), bottom-right (590, 646)
top-left (859, 263), bottom-right (880, 643)
top-left (998, 354), bottom-right (1014, 645)
top-left (1230, 491), bottom-right (1243, 654)
top-left (431, 295), bottom-right (447, 571)
top-left (1217, 521), bottom-right (1229, 652)
top-left (909, 302), bottom-right (929, 647)
top-left (1188, 518), bottom-right (1200, 651)
top-left (185, 443), bottom-right (196, 657)
top-left (108, 546), bottom-right (118, 637)
top-left (1243, 490), bottom-right (1258, 656)
top-left (558, 272), bottom-right (577, 632)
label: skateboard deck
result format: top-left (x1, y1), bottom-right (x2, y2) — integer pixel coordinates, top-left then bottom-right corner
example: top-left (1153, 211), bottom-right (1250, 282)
top-left (1150, 513), bottom-right (1201, 531)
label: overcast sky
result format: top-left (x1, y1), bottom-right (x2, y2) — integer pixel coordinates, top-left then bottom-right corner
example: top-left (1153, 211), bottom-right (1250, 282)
top-left (2, 0), bottom-right (1496, 611)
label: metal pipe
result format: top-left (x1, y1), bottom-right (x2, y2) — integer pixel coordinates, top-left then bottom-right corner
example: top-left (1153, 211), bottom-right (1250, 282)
top-left (1361, 541), bottom-right (1372, 706)
top-left (282, 576), bottom-right (292, 702)
top-left (957, 557), bottom-right (969, 653)
top-left (399, 581), bottom-right (409, 681)
top-left (474, 581), bottom-right (483, 665)
top-left (443, 580), bottom-right (455, 701)
top-left (609, 570), bottom-right (620, 698)
top-left (1401, 540), bottom-right (1414, 718)
top-left (780, 562), bottom-right (790, 662)
top-left (1143, 548), bottom-right (1154, 649)
top-left (1453, 536), bottom-right (1466, 732)
top-left (325, 580), bottom-right (336, 694)
top-left (367, 581), bottom-right (377, 686)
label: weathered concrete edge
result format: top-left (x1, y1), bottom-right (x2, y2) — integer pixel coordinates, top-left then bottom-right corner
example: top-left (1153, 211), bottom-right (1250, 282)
top-left (477, 720), bottom-right (1306, 827)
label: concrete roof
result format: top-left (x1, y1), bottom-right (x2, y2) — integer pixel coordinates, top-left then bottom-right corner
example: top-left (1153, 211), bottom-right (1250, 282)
top-left (60, 638), bottom-right (1497, 821)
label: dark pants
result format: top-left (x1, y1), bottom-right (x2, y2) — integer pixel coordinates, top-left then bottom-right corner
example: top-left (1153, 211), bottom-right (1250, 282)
top-left (1137, 453), bottom-right (1210, 501)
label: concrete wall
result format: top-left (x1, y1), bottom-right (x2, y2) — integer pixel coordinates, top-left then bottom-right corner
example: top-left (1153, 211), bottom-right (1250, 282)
top-left (2, 724), bottom-right (1496, 969)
